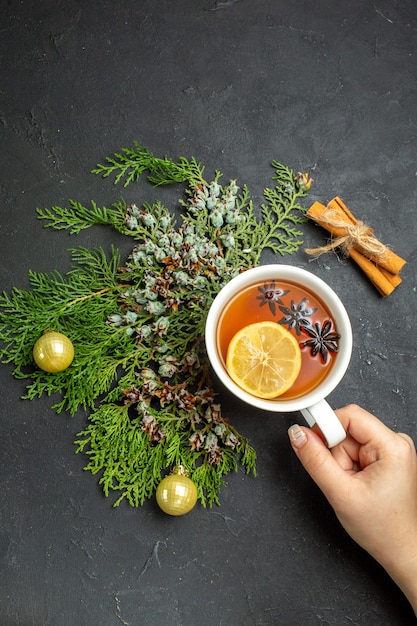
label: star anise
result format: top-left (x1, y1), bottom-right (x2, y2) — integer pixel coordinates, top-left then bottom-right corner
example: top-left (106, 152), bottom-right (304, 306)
top-left (256, 282), bottom-right (290, 316)
top-left (278, 298), bottom-right (317, 335)
top-left (300, 319), bottom-right (340, 363)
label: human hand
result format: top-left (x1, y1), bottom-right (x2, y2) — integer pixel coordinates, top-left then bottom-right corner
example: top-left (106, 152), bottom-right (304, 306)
top-left (288, 404), bottom-right (417, 614)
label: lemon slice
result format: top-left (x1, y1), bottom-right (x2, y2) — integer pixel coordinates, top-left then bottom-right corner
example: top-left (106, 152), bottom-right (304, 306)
top-left (225, 321), bottom-right (302, 399)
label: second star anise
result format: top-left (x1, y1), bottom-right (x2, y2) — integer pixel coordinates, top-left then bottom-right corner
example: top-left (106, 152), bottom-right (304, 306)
top-left (300, 319), bottom-right (340, 363)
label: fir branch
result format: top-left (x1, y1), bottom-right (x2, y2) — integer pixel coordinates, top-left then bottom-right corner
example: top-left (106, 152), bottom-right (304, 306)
top-left (92, 141), bottom-right (206, 188)
top-left (0, 142), bottom-right (312, 509)
top-left (0, 246), bottom-right (125, 413)
top-left (36, 200), bottom-right (126, 235)
top-left (36, 198), bottom-right (180, 244)
top-left (74, 401), bottom-right (255, 508)
top-left (253, 161), bottom-right (310, 260)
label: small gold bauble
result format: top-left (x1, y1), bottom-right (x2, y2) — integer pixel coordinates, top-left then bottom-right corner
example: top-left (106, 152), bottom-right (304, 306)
top-left (156, 465), bottom-right (198, 516)
top-left (33, 330), bottom-right (74, 373)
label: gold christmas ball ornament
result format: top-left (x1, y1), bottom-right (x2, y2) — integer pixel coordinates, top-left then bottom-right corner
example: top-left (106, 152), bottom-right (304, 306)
top-left (33, 330), bottom-right (75, 373)
top-left (156, 465), bottom-right (198, 516)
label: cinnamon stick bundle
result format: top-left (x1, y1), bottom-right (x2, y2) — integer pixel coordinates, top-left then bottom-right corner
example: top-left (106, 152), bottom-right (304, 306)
top-left (305, 197), bottom-right (406, 297)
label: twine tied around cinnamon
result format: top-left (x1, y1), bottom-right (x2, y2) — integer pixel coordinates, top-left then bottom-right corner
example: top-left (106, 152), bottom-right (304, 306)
top-left (305, 206), bottom-right (389, 260)
top-left (305, 197), bottom-right (406, 297)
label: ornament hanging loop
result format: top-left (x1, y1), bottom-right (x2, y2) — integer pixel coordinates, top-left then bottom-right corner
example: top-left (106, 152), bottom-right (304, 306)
top-left (171, 464), bottom-right (189, 477)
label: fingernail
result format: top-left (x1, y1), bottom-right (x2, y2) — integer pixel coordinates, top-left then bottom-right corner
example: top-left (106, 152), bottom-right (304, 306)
top-left (288, 424), bottom-right (307, 449)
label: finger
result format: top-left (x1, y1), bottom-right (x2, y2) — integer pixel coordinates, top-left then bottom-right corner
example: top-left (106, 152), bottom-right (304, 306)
top-left (335, 404), bottom-right (393, 445)
top-left (397, 432), bottom-right (417, 452)
top-left (331, 433), bottom-right (361, 473)
top-left (288, 425), bottom-right (352, 502)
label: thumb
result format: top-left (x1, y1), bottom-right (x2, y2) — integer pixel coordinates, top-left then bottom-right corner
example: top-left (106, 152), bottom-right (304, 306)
top-left (288, 424), bottom-right (348, 502)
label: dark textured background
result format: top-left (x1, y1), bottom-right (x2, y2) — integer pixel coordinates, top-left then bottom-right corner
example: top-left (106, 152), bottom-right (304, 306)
top-left (1, 1), bottom-right (416, 624)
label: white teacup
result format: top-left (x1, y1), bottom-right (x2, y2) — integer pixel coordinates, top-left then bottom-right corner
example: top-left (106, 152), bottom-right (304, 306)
top-left (205, 265), bottom-right (353, 447)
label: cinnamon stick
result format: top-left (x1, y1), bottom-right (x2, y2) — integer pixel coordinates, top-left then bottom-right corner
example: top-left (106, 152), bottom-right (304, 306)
top-left (349, 249), bottom-right (401, 297)
top-left (306, 197), bottom-right (406, 297)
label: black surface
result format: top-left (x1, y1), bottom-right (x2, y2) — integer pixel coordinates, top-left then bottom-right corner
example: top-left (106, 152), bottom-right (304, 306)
top-left (1, 1), bottom-right (417, 624)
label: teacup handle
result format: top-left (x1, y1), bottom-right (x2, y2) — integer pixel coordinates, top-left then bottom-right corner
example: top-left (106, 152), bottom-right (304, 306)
top-left (300, 399), bottom-right (346, 448)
